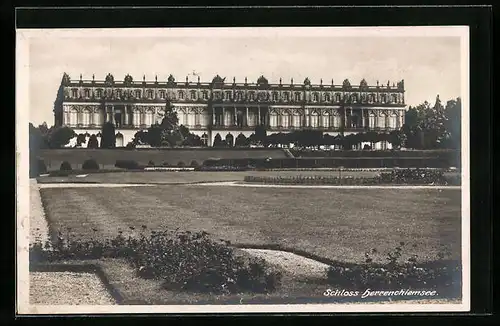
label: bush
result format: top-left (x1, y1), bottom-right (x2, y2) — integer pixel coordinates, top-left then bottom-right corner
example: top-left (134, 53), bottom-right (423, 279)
top-left (190, 160), bottom-right (199, 167)
top-left (326, 242), bottom-right (461, 298)
top-left (59, 161), bottom-right (72, 171)
top-left (177, 161), bottom-right (186, 167)
top-left (377, 168), bottom-right (456, 185)
top-left (148, 160), bottom-right (155, 167)
top-left (115, 160), bottom-right (141, 170)
top-left (29, 228), bottom-right (282, 295)
top-left (162, 161), bottom-right (170, 167)
top-left (82, 159), bottom-right (99, 171)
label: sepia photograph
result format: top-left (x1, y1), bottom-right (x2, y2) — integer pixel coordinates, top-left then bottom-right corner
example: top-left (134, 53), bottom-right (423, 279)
top-left (16, 26), bottom-right (470, 314)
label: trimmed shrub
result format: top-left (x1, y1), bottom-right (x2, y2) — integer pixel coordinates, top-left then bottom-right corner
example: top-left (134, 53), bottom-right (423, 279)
top-left (115, 160), bottom-right (140, 170)
top-left (148, 160), bottom-right (155, 167)
top-left (59, 161), bottom-right (72, 171)
top-left (190, 160), bottom-right (199, 167)
top-left (82, 159), bottom-right (99, 171)
top-left (177, 161), bottom-right (186, 167)
top-left (162, 161), bottom-right (170, 167)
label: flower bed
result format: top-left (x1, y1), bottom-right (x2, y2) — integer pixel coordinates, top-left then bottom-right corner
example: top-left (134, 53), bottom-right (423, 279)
top-left (30, 228), bottom-right (282, 295)
top-left (244, 168), bottom-right (461, 186)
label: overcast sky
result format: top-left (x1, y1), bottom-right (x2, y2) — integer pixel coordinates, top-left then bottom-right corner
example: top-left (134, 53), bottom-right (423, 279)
top-left (23, 28), bottom-right (464, 126)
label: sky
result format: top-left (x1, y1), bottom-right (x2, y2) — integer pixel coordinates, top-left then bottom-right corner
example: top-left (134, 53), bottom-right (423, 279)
top-left (22, 27), bottom-right (465, 126)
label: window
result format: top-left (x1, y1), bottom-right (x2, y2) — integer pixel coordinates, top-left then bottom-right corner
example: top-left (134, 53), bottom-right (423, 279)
top-left (335, 94), bottom-right (341, 102)
top-left (116, 89), bottom-right (122, 98)
top-left (269, 112), bottom-right (278, 127)
top-left (191, 90), bottom-right (197, 100)
top-left (351, 94), bottom-right (357, 103)
top-left (381, 94), bottom-right (386, 103)
top-left (389, 113), bottom-right (397, 129)
top-left (310, 111), bottom-right (319, 128)
top-left (178, 91), bottom-right (184, 99)
top-left (282, 113), bottom-right (290, 128)
top-left (69, 108), bottom-right (78, 125)
top-left (236, 92), bottom-right (243, 101)
top-left (147, 90), bottom-right (154, 99)
top-left (368, 94), bottom-right (374, 103)
top-left (292, 113), bottom-right (301, 127)
top-left (295, 92), bottom-right (301, 101)
top-left (324, 93), bottom-right (331, 102)
top-left (84, 89), bottom-right (90, 98)
top-left (313, 93), bottom-right (319, 102)
top-left (72, 89), bottom-right (78, 98)
top-left (249, 92), bottom-right (255, 101)
top-left (225, 91), bottom-right (232, 100)
top-left (201, 133), bottom-right (208, 146)
top-left (145, 110), bottom-right (154, 126)
top-left (272, 92), bottom-right (278, 101)
top-left (203, 91), bottom-right (208, 100)
top-left (369, 113), bottom-right (376, 129)
top-left (96, 89), bottom-right (102, 98)
top-left (322, 112), bottom-right (330, 128)
top-left (392, 94), bottom-right (398, 103)
top-left (283, 92), bottom-right (289, 101)
top-left (82, 109), bottom-right (91, 126)
top-left (159, 90), bottom-right (166, 99)
top-left (379, 114), bottom-right (386, 129)
top-left (332, 114), bottom-right (341, 128)
top-left (135, 90), bottom-right (141, 98)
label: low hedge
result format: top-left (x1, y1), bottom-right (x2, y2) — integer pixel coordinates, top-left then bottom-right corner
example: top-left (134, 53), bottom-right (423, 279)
top-left (115, 160), bottom-right (141, 170)
top-left (195, 165), bottom-right (250, 172)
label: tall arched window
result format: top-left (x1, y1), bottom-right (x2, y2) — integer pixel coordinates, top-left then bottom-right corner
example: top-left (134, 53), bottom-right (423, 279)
top-left (272, 92), bottom-right (278, 101)
top-left (369, 113), bottom-right (376, 129)
top-left (389, 113), bottom-right (397, 129)
top-left (133, 110), bottom-right (141, 127)
top-left (324, 93), bottom-right (331, 102)
top-left (147, 90), bottom-right (154, 99)
top-left (135, 90), bottom-right (141, 98)
top-left (335, 93), bottom-right (341, 102)
top-left (145, 109), bottom-right (155, 126)
top-left (269, 111), bottom-right (278, 128)
top-left (283, 92), bottom-right (289, 101)
top-left (84, 89), bottom-right (90, 98)
top-left (295, 92), bottom-right (301, 101)
top-left (392, 94), bottom-right (398, 104)
top-left (159, 90), bottom-right (166, 99)
top-left (201, 133), bottom-right (208, 146)
top-left (281, 111), bottom-right (290, 128)
top-left (96, 89), bottom-right (103, 98)
top-left (313, 93), bottom-right (319, 102)
top-left (248, 92), bottom-right (255, 101)
top-left (72, 89), bottom-right (78, 98)
top-left (178, 91), bottom-right (184, 100)
top-left (322, 111), bottom-right (330, 128)
top-left (93, 109), bottom-right (101, 126)
top-left (187, 109), bottom-right (196, 126)
top-left (225, 91), bottom-right (232, 100)
top-left (69, 108), bottom-right (78, 126)
top-left (378, 113), bottom-right (387, 129)
top-left (310, 111), bottom-right (319, 128)
top-left (292, 112), bottom-right (302, 128)
top-left (203, 91), bottom-right (209, 100)
top-left (190, 90), bottom-right (197, 100)
top-left (82, 108), bottom-right (91, 126)
top-left (332, 113), bottom-right (341, 128)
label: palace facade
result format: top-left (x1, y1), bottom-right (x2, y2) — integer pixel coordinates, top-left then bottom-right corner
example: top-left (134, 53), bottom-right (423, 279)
top-left (54, 73), bottom-right (406, 148)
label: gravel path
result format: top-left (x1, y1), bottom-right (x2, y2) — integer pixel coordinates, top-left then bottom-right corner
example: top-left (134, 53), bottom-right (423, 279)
top-left (30, 179), bottom-right (50, 245)
top-left (30, 272), bottom-right (116, 305)
top-left (38, 183), bottom-right (157, 188)
top-left (241, 248), bottom-right (330, 279)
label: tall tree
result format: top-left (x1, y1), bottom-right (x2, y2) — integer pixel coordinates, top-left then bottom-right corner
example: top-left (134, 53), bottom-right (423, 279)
top-left (444, 97), bottom-right (461, 149)
top-left (47, 126), bottom-right (76, 148)
top-left (100, 122), bottom-right (116, 148)
top-left (87, 134), bottom-right (99, 149)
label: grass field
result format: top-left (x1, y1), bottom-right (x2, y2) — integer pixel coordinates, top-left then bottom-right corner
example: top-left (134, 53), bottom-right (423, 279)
top-left (40, 184), bottom-right (461, 264)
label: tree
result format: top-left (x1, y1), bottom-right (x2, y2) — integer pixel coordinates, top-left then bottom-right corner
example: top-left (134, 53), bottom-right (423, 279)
top-left (159, 99), bottom-right (179, 132)
top-left (234, 133), bottom-right (248, 147)
top-left (100, 122), bottom-right (116, 148)
top-left (76, 133), bottom-right (87, 147)
top-left (444, 97), bottom-right (461, 149)
top-left (87, 134), bottom-right (99, 149)
top-left (132, 130), bottom-right (149, 145)
top-left (254, 125), bottom-right (267, 145)
top-left (47, 126), bottom-right (76, 148)
top-left (388, 130), bottom-right (406, 149)
top-left (213, 133), bottom-right (223, 147)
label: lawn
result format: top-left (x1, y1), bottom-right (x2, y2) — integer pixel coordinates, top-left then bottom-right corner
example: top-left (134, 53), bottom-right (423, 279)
top-left (40, 184), bottom-right (461, 264)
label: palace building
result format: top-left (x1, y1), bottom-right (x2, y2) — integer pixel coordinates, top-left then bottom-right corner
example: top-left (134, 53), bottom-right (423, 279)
top-left (54, 73), bottom-right (406, 148)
